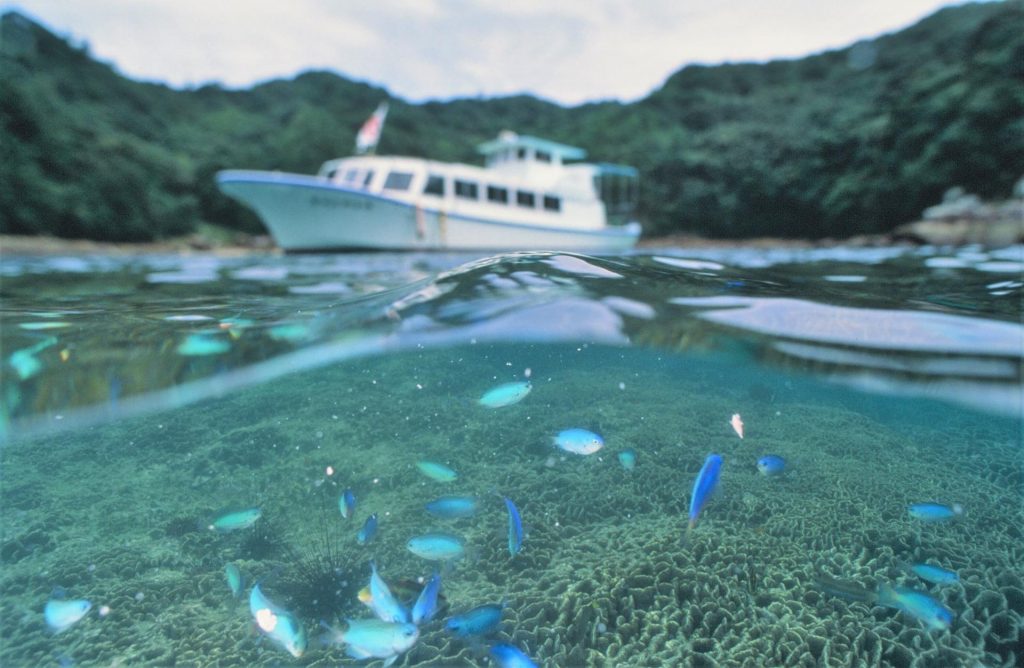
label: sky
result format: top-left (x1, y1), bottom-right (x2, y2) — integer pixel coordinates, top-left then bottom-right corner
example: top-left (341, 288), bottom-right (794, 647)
top-left (7, 0), bottom-right (961, 106)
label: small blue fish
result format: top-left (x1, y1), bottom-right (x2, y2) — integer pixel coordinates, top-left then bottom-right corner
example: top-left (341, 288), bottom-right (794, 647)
top-left (44, 598), bottom-right (91, 633)
top-left (687, 454), bottom-right (723, 538)
top-left (177, 333), bottom-right (230, 356)
top-left (553, 428), bottom-right (604, 455)
top-left (756, 455), bottom-right (786, 477)
top-left (209, 507), bottom-right (261, 532)
top-left (479, 381), bottom-right (532, 408)
top-left (267, 323), bottom-right (310, 342)
top-left (249, 584), bottom-right (307, 657)
top-left (813, 574), bottom-right (876, 603)
top-left (9, 336), bottom-right (57, 380)
top-left (412, 572), bottom-right (442, 624)
top-left (321, 618), bottom-right (419, 665)
top-left (358, 513), bottom-right (379, 545)
top-left (407, 533), bottom-right (466, 561)
top-left (909, 563), bottom-right (959, 586)
top-left (908, 502), bottom-right (963, 522)
top-left (503, 496), bottom-right (523, 557)
top-left (491, 643), bottom-right (538, 668)
top-left (416, 460), bottom-right (458, 482)
top-left (425, 496), bottom-right (478, 519)
top-left (618, 449), bottom-right (636, 471)
top-left (446, 602), bottom-right (505, 637)
top-left (339, 489), bottom-right (356, 519)
top-left (369, 562), bottom-right (409, 623)
top-left (877, 583), bottom-right (955, 631)
top-left (225, 563), bottom-right (246, 598)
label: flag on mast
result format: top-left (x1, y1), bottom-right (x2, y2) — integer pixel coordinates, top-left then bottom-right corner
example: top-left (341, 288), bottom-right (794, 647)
top-left (355, 102), bottom-right (389, 155)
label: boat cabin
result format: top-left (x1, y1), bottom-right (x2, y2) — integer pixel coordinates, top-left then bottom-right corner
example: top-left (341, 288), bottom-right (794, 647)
top-left (477, 131), bottom-right (586, 173)
top-left (316, 131), bottom-right (638, 230)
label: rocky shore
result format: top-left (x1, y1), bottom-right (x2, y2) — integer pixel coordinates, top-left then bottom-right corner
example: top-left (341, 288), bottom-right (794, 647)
top-left (645, 188), bottom-right (1023, 250)
top-left (2, 189), bottom-right (1020, 256)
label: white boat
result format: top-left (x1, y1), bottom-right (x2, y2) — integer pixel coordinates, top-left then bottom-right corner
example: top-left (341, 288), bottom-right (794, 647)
top-left (216, 130), bottom-right (641, 252)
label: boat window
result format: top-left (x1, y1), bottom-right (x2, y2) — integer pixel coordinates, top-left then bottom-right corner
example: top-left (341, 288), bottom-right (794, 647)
top-left (455, 180), bottom-right (478, 200)
top-left (487, 186), bottom-right (508, 204)
top-left (516, 191), bottom-right (535, 208)
top-left (363, 171), bottom-right (375, 187)
top-left (383, 171), bottom-right (414, 191)
top-left (536, 150), bottom-right (551, 163)
top-left (423, 174), bottom-right (445, 196)
top-left (517, 148), bottom-right (527, 160)
top-left (344, 169), bottom-right (360, 184)
top-left (325, 168), bottom-right (338, 180)
top-left (543, 195), bottom-right (561, 212)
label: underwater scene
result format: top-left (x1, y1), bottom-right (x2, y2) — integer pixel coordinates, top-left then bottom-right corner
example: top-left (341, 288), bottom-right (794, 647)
top-left (1, 247), bottom-right (1022, 667)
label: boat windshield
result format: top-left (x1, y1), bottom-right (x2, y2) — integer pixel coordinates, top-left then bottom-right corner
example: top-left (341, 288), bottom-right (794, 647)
top-left (593, 164), bottom-right (639, 225)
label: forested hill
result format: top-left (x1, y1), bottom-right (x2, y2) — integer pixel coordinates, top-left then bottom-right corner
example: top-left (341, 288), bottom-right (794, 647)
top-left (1, 2), bottom-right (1021, 242)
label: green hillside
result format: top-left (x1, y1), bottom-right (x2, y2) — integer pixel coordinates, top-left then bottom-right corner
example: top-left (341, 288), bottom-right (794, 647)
top-left (1, 2), bottom-right (1021, 242)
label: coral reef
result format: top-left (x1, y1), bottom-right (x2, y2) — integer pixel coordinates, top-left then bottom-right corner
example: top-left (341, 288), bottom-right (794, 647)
top-left (1, 344), bottom-right (1021, 667)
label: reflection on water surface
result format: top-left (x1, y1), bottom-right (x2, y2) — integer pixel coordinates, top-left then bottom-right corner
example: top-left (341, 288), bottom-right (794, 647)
top-left (3, 246), bottom-right (1021, 438)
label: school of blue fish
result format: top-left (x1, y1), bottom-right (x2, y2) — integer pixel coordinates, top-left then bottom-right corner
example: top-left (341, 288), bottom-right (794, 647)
top-left (685, 416), bottom-right (963, 633)
top-left (42, 379), bottom-right (971, 665)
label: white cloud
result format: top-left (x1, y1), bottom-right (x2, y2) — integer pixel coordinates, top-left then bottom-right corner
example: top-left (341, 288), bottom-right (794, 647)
top-left (10, 0), bottom-right (379, 86)
top-left (7, 0), bottom-right (957, 103)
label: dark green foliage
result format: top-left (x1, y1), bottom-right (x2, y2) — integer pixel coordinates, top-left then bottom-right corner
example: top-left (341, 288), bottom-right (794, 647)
top-left (1, 2), bottom-right (1021, 241)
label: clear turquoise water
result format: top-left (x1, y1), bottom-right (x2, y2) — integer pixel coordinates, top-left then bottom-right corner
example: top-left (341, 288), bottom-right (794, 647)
top-left (1, 246), bottom-right (1022, 667)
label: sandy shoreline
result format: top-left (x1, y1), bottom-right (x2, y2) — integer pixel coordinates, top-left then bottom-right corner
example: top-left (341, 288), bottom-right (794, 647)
top-left (0, 233), bottom-right (854, 256)
top-left (0, 234), bottom-right (279, 257)
top-left (2, 216), bottom-right (1019, 257)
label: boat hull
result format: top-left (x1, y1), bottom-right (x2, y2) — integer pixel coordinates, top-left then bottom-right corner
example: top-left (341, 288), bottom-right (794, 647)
top-left (217, 171), bottom-right (640, 252)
